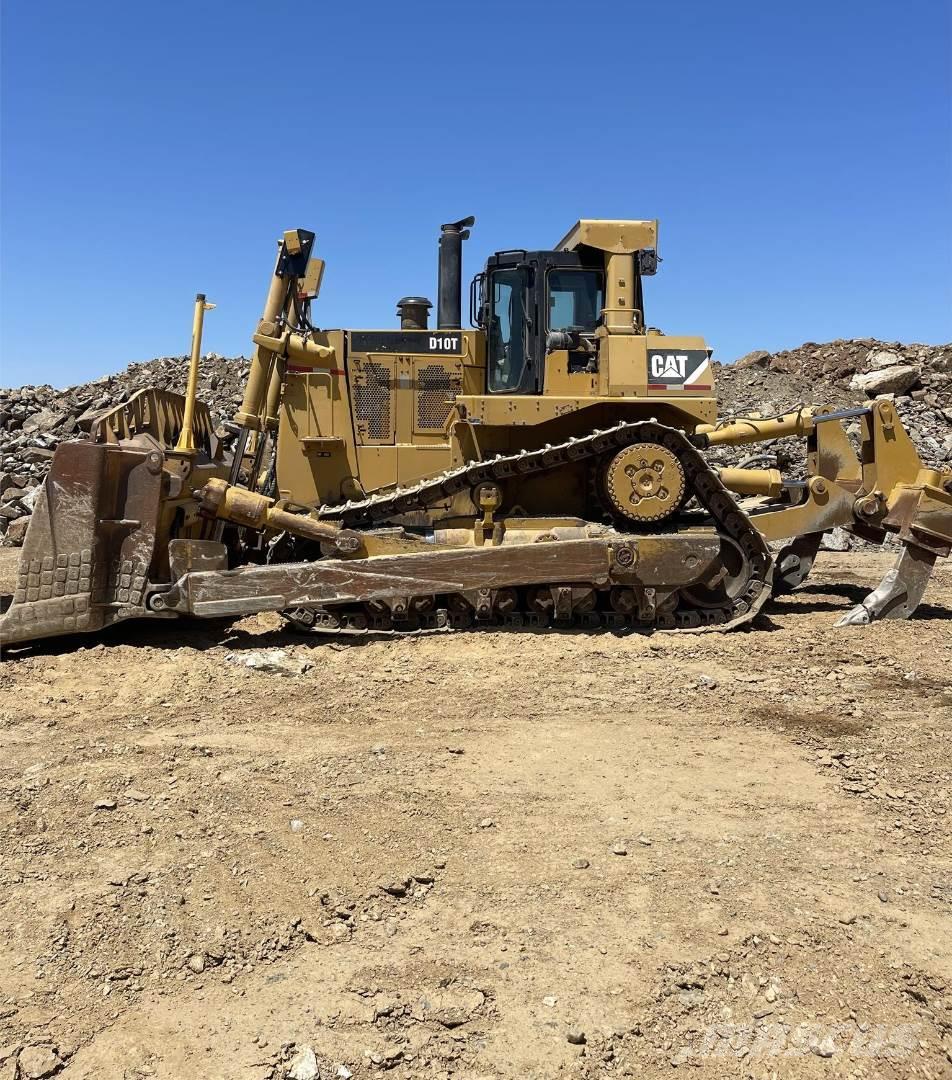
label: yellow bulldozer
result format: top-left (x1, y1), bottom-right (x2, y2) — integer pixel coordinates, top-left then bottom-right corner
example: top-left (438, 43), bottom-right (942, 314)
top-left (1, 217), bottom-right (950, 646)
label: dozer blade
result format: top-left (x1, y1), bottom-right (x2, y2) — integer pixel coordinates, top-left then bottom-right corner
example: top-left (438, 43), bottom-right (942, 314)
top-left (835, 544), bottom-right (937, 626)
top-left (0, 440), bottom-right (163, 647)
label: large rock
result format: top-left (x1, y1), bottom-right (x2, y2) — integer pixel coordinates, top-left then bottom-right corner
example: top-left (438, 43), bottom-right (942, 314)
top-left (21, 409), bottom-right (65, 436)
top-left (226, 649), bottom-right (312, 676)
top-left (21, 447), bottom-right (56, 465)
top-left (863, 348), bottom-right (905, 370)
top-left (0, 503), bottom-right (24, 521)
top-left (821, 527), bottom-right (852, 552)
top-left (75, 406), bottom-right (110, 432)
top-left (768, 353), bottom-right (802, 374)
top-left (849, 364), bottom-right (920, 397)
top-left (16, 1046), bottom-right (62, 1079)
top-left (734, 349), bottom-right (770, 369)
top-left (2, 516), bottom-right (30, 545)
top-left (286, 1045), bottom-right (319, 1080)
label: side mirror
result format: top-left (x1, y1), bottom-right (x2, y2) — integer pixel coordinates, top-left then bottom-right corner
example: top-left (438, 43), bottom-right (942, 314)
top-left (638, 249), bottom-right (659, 276)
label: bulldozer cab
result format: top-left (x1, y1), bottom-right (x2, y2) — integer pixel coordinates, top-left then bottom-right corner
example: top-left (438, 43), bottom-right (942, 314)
top-left (473, 220), bottom-right (659, 396)
top-left (476, 249), bottom-right (605, 393)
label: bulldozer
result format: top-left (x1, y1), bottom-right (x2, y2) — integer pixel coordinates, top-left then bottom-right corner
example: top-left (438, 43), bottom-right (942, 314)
top-left (1, 216), bottom-right (950, 647)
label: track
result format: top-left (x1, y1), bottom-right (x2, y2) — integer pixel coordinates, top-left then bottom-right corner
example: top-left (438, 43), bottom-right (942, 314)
top-left (289, 422), bottom-right (774, 635)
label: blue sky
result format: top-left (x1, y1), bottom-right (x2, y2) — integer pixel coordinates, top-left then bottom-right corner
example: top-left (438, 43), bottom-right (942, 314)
top-left (2, 0), bottom-right (950, 387)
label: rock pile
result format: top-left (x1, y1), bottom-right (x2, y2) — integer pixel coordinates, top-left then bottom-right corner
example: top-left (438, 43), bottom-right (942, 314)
top-left (708, 338), bottom-right (952, 477)
top-left (0, 354), bottom-right (250, 544)
top-left (0, 339), bottom-right (948, 544)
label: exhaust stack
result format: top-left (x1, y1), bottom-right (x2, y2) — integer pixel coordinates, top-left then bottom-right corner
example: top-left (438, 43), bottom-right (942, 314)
top-left (437, 216), bottom-right (475, 329)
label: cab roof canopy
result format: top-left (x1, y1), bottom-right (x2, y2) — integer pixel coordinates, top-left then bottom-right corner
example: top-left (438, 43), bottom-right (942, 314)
top-left (556, 219), bottom-right (658, 255)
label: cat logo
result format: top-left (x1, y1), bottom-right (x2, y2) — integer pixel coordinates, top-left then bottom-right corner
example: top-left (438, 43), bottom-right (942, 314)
top-left (650, 353), bottom-right (688, 380)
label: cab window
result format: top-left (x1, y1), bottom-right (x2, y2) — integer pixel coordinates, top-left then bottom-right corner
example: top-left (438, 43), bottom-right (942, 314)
top-left (487, 268), bottom-right (527, 392)
top-left (547, 269), bottom-right (603, 332)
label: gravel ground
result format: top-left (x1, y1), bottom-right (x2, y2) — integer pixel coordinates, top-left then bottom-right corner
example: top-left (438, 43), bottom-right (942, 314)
top-left (0, 550), bottom-right (950, 1079)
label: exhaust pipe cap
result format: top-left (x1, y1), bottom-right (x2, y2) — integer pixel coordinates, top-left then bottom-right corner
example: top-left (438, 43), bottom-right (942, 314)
top-left (396, 296), bottom-right (432, 331)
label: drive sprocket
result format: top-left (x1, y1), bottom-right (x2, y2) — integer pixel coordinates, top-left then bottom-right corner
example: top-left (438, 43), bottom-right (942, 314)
top-left (603, 442), bottom-right (686, 524)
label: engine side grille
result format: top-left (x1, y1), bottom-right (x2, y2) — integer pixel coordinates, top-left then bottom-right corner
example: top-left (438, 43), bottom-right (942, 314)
top-left (354, 361), bottom-right (393, 442)
top-left (416, 364), bottom-right (461, 431)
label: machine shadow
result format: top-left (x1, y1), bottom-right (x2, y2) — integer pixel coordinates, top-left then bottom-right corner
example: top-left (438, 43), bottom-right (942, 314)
top-left (765, 582), bottom-right (950, 621)
top-left (2, 610), bottom-right (790, 659)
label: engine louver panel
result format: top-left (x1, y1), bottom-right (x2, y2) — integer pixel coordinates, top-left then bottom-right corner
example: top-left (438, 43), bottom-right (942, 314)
top-left (353, 359), bottom-right (394, 443)
top-left (416, 364), bottom-right (461, 432)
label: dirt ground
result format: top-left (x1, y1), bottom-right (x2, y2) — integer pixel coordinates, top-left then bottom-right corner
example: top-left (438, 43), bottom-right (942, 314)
top-left (0, 549), bottom-right (950, 1080)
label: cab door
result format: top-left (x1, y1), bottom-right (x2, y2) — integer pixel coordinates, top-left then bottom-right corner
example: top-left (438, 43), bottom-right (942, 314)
top-left (486, 267), bottom-right (533, 393)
